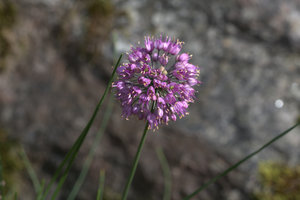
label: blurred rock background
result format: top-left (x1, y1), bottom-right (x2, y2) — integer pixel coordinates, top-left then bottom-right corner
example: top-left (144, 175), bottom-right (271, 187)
top-left (0, 0), bottom-right (299, 199)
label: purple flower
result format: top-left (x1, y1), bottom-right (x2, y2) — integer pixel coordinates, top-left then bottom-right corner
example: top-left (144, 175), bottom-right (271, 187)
top-left (113, 35), bottom-right (201, 129)
top-left (176, 53), bottom-right (190, 63)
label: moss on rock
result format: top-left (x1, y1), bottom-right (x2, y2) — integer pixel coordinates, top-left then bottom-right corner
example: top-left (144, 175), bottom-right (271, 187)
top-left (0, 0), bottom-right (16, 28)
top-left (0, 0), bottom-right (16, 71)
top-left (255, 162), bottom-right (300, 200)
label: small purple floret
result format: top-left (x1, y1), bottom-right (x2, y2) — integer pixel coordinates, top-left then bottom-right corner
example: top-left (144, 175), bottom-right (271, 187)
top-left (113, 35), bottom-right (201, 129)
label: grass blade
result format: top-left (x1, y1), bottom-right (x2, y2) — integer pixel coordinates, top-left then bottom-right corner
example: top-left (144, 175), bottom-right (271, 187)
top-left (41, 142), bottom-right (76, 199)
top-left (50, 55), bottom-right (122, 200)
top-left (182, 122), bottom-right (300, 200)
top-left (156, 147), bottom-right (172, 200)
top-left (19, 147), bottom-right (41, 194)
top-left (37, 180), bottom-right (46, 200)
top-left (96, 169), bottom-right (106, 200)
top-left (67, 95), bottom-right (114, 200)
top-left (42, 54), bottom-right (122, 199)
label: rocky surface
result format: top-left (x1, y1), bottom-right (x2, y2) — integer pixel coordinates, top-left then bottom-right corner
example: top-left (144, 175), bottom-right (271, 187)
top-left (0, 0), bottom-right (299, 199)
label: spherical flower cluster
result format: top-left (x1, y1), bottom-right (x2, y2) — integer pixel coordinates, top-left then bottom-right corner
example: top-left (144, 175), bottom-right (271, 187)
top-left (113, 36), bottom-right (201, 129)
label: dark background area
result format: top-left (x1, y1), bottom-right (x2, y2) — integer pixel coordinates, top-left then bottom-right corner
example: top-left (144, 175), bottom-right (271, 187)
top-left (0, 0), bottom-right (300, 199)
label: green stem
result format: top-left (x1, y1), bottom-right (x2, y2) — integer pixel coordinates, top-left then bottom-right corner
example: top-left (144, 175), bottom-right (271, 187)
top-left (67, 95), bottom-right (114, 200)
top-left (37, 180), bottom-right (45, 200)
top-left (42, 54), bottom-right (122, 200)
top-left (19, 147), bottom-right (41, 194)
top-left (156, 147), bottom-right (172, 200)
top-left (121, 122), bottom-right (149, 200)
top-left (96, 169), bottom-right (106, 200)
top-left (182, 122), bottom-right (300, 200)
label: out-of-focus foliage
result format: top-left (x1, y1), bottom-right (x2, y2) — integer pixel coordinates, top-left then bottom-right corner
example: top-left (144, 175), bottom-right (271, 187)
top-left (84, 0), bottom-right (115, 60)
top-left (0, 0), bottom-right (16, 71)
top-left (255, 162), bottom-right (300, 200)
top-left (0, 129), bottom-right (23, 195)
top-left (102, 187), bottom-right (121, 200)
top-left (56, 0), bottom-right (115, 74)
top-left (0, 0), bottom-right (16, 28)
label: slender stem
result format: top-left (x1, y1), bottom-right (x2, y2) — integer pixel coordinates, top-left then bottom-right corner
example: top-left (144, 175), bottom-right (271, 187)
top-left (67, 95), bottom-right (114, 200)
top-left (121, 122), bottom-right (149, 200)
top-left (37, 180), bottom-right (45, 200)
top-left (156, 147), bottom-right (172, 200)
top-left (182, 122), bottom-right (300, 200)
top-left (43, 54), bottom-right (122, 200)
top-left (96, 169), bottom-right (106, 200)
top-left (19, 147), bottom-right (41, 194)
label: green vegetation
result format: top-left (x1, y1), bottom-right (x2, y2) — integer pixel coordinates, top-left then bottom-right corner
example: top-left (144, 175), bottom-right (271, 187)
top-left (0, 129), bottom-right (23, 196)
top-left (40, 55), bottom-right (122, 200)
top-left (102, 187), bottom-right (121, 200)
top-left (0, 0), bottom-right (16, 71)
top-left (0, 0), bottom-right (16, 28)
top-left (255, 162), bottom-right (300, 200)
top-left (83, 0), bottom-right (115, 61)
top-left (156, 147), bottom-right (172, 200)
top-left (183, 123), bottom-right (300, 200)
top-left (56, 0), bottom-right (115, 73)
top-left (87, 0), bottom-right (114, 19)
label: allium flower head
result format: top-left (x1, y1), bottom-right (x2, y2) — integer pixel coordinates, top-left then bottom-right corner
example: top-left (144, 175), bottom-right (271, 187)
top-left (113, 35), bottom-right (201, 129)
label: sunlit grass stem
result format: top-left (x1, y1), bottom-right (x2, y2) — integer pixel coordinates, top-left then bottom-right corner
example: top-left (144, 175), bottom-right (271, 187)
top-left (182, 122), bottom-right (300, 200)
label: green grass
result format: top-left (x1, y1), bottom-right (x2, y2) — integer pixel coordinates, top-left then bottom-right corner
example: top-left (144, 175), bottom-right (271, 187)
top-left (67, 94), bottom-right (114, 200)
top-left (96, 169), bottom-right (106, 200)
top-left (40, 54), bottom-right (122, 200)
top-left (0, 129), bottom-right (23, 197)
top-left (19, 147), bottom-right (41, 194)
top-left (183, 122), bottom-right (300, 200)
top-left (0, 0), bottom-right (16, 70)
